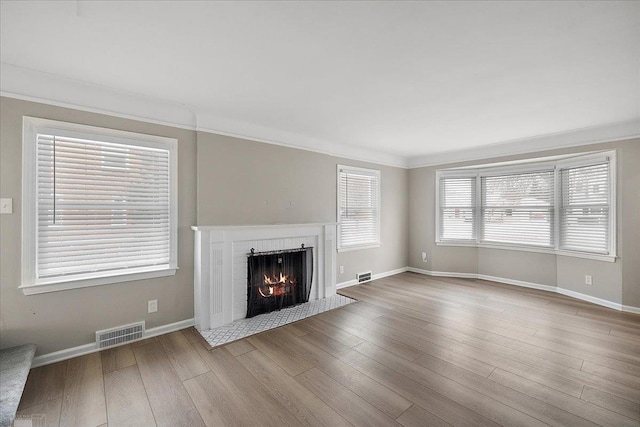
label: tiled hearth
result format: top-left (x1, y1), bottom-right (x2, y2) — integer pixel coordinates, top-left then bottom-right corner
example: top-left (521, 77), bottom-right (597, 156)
top-left (198, 294), bottom-right (356, 347)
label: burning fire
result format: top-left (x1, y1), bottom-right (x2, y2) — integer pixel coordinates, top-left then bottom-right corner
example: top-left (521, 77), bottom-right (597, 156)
top-left (264, 272), bottom-right (288, 285)
top-left (258, 272), bottom-right (294, 297)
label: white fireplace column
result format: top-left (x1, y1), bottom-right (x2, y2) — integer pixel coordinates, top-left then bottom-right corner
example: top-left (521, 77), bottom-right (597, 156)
top-left (192, 223), bottom-right (337, 331)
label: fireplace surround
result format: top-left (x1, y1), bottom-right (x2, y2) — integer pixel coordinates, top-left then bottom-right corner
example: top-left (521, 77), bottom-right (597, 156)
top-left (192, 223), bottom-right (337, 330)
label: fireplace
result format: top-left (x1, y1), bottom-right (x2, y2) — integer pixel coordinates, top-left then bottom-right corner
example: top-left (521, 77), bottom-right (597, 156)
top-left (247, 246), bottom-right (313, 318)
top-left (192, 223), bottom-right (336, 330)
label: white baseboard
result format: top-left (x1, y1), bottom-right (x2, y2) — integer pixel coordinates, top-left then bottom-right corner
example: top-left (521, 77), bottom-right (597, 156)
top-left (142, 318), bottom-right (195, 339)
top-left (407, 267), bottom-right (639, 314)
top-left (622, 305), bottom-right (640, 314)
top-left (336, 279), bottom-right (358, 290)
top-left (408, 268), bottom-right (554, 293)
top-left (337, 267), bottom-right (409, 290)
top-left (555, 288), bottom-right (622, 311)
top-left (31, 318), bottom-right (194, 368)
top-left (477, 274), bottom-right (557, 293)
top-left (407, 267), bottom-right (477, 279)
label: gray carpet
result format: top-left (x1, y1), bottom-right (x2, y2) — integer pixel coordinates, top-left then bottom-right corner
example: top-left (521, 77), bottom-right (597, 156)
top-left (0, 344), bottom-right (36, 427)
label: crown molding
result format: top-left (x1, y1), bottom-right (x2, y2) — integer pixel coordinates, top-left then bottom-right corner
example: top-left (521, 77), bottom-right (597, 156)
top-left (3, 62), bottom-right (638, 171)
top-left (195, 113), bottom-right (408, 168)
top-left (408, 120), bottom-right (640, 169)
top-left (0, 62), bottom-right (198, 130)
top-left (0, 62), bottom-right (409, 168)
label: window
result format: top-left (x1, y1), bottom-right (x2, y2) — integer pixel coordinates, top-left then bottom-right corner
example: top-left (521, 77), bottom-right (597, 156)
top-left (481, 170), bottom-right (554, 247)
top-left (438, 175), bottom-right (476, 241)
top-left (559, 161), bottom-right (611, 254)
top-left (337, 165), bottom-right (380, 251)
top-left (22, 117), bottom-right (178, 294)
top-left (436, 151), bottom-right (615, 261)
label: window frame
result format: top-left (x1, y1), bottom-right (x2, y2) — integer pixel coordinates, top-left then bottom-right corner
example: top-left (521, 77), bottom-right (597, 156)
top-left (556, 152), bottom-right (616, 256)
top-left (336, 164), bottom-right (381, 252)
top-left (21, 117), bottom-right (179, 295)
top-left (479, 168), bottom-right (555, 248)
top-left (435, 151), bottom-right (616, 262)
top-left (436, 171), bottom-right (478, 243)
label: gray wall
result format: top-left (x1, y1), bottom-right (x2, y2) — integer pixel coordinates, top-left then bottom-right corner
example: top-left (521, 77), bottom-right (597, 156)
top-left (0, 97), bottom-right (198, 355)
top-left (408, 138), bottom-right (640, 307)
top-left (196, 132), bottom-right (409, 283)
top-left (0, 94), bottom-right (635, 357)
top-left (478, 249), bottom-right (557, 287)
top-left (0, 97), bottom-right (409, 355)
top-left (619, 141), bottom-right (640, 308)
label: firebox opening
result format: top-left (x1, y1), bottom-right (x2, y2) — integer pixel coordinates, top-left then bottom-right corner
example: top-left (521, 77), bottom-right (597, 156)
top-left (247, 246), bottom-right (313, 318)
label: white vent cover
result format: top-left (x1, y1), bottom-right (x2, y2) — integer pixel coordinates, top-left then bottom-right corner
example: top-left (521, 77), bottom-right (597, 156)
top-left (356, 271), bottom-right (372, 283)
top-left (96, 321), bottom-right (145, 349)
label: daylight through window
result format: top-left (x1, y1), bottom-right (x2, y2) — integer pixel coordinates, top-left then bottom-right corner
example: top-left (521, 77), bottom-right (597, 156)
top-left (22, 118), bottom-right (178, 294)
top-left (436, 152), bottom-right (615, 260)
top-left (338, 165), bottom-right (381, 251)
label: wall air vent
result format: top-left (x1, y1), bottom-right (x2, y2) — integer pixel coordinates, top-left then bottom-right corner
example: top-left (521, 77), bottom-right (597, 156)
top-left (356, 271), bottom-right (372, 283)
top-left (95, 321), bottom-right (145, 349)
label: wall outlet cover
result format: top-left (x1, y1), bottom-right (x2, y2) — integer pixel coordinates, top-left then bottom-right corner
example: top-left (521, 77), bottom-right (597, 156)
top-left (148, 299), bottom-right (158, 313)
top-left (0, 198), bottom-right (12, 214)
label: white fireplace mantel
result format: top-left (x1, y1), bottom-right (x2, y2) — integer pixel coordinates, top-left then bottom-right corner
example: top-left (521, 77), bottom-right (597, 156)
top-left (191, 223), bottom-right (337, 330)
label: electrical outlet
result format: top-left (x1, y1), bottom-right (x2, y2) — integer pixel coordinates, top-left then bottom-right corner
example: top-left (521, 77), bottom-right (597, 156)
top-left (0, 198), bottom-right (12, 214)
top-left (585, 275), bottom-right (592, 286)
top-left (421, 252), bottom-right (428, 262)
top-left (339, 265), bottom-right (344, 274)
top-left (148, 299), bottom-right (158, 313)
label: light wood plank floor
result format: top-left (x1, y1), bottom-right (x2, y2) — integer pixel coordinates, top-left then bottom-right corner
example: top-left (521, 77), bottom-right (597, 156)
top-left (16, 273), bottom-right (640, 426)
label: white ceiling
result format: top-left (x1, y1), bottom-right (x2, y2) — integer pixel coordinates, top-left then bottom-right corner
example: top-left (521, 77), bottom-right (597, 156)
top-left (1, 1), bottom-right (639, 166)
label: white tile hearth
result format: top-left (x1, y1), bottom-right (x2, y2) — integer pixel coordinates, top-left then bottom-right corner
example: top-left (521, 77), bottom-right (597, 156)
top-left (198, 294), bottom-right (356, 348)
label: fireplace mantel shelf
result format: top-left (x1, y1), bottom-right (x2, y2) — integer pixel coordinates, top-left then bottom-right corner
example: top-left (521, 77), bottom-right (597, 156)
top-left (192, 223), bottom-right (337, 330)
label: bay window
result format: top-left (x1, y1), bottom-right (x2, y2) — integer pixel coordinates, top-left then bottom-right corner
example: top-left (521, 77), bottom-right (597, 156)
top-left (436, 151), bottom-right (615, 261)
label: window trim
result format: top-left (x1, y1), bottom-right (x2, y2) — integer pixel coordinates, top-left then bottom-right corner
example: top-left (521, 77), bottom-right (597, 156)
top-left (435, 151), bottom-right (616, 263)
top-left (436, 173), bottom-right (478, 243)
top-left (337, 164), bottom-right (381, 252)
top-left (21, 117), bottom-right (179, 295)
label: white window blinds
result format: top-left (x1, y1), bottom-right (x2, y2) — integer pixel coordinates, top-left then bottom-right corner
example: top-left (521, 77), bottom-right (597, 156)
top-left (560, 162), bottom-right (610, 254)
top-left (435, 151), bottom-right (616, 260)
top-left (481, 170), bottom-right (554, 247)
top-left (439, 176), bottom-right (476, 241)
top-left (36, 134), bottom-right (171, 280)
top-left (338, 166), bottom-right (380, 250)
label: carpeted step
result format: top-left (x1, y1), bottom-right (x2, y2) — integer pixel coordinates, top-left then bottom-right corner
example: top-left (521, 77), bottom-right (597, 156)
top-left (0, 344), bottom-right (37, 427)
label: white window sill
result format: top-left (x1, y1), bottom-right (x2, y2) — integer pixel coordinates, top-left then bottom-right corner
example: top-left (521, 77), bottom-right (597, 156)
top-left (20, 266), bottom-right (178, 295)
top-left (337, 243), bottom-right (381, 253)
top-left (435, 241), bottom-right (616, 263)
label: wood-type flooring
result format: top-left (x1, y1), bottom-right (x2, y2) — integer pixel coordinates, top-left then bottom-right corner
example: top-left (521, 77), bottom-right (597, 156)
top-left (16, 273), bottom-right (640, 426)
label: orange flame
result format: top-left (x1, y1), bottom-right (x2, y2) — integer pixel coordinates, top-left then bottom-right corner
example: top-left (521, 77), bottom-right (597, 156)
top-left (264, 272), bottom-right (288, 285)
top-left (258, 272), bottom-right (295, 298)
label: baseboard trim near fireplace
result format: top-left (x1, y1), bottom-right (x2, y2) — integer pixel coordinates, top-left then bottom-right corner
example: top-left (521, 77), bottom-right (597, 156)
top-left (31, 318), bottom-right (194, 368)
top-left (407, 267), bottom-right (640, 314)
top-left (337, 267), bottom-right (410, 290)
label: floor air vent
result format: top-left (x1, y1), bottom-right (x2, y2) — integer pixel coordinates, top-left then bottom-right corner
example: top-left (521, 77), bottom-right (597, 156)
top-left (356, 271), bottom-right (372, 283)
top-left (96, 321), bottom-right (145, 349)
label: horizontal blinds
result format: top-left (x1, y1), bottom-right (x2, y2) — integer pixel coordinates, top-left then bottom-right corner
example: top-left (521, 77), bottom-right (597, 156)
top-left (36, 134), bottom-right (171, 279)
top-left (439, 176), bottom-right (476, 241)
top-left (339, 168), bottom-right (380, 248)
top-left (481, 170), bottom-right (554, 247)
top-left (560, 162), bottom-right (610, 253)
